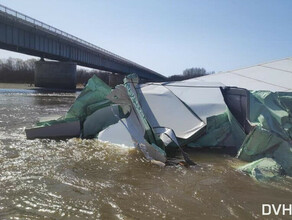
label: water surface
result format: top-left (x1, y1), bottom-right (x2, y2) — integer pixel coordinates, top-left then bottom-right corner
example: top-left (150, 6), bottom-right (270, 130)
top-left (0, 91), bottom-right (291, 219)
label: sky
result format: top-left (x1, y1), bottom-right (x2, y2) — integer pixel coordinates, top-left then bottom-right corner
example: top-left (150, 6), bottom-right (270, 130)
top-left (0, 0), bottom-right (291, 76)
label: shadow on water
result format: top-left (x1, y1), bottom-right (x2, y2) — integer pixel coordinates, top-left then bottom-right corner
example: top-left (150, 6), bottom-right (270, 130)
top-left (0, 92), bottom-right (291, 219)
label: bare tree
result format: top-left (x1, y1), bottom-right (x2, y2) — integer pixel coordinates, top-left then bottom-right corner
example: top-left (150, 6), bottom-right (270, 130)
top-left (167, 67), bottom-right (214, 81)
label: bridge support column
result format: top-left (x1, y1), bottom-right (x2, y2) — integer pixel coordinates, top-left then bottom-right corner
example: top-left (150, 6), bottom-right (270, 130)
top-left (35, 61), bottom-right (77, 89)
top-left (108, 73), bottom-right (125, 88)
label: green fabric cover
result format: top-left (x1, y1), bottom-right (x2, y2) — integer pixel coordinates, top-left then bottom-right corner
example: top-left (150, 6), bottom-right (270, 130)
top-left (237, 91), bottom-right (292, 177)
top-left (249, 91), bottom-right (292, 140)
top-left (273, 141), bottom-right (292, 176)
top-left (237, 126), bottom-right (283, 162)
top-left (187, 110), bottom-right (246, 148)
top-left (65, 75), bottom-right (112, 121)
top-left (36, 75), bottom-right (112, 129)
top-left (238, 157), bottom-right (283, 180)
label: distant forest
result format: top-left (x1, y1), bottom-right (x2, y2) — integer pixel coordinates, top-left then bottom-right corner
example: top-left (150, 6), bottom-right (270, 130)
top-left (0, 58), bottom-right (214, 85)
top-left (167, 68), bottom-right (214, 81)
top-left (0, 58), bottom-right (110, 85)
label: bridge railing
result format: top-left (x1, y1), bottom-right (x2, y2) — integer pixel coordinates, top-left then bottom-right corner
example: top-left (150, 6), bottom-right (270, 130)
top-left (0, 4), bottom-right (161, 76)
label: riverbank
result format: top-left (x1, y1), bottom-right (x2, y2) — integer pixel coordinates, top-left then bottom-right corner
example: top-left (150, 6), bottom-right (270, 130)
top-left (0, 82), bottom-right (85, 92)
top-left (0, 83), bottom-right (36, 89)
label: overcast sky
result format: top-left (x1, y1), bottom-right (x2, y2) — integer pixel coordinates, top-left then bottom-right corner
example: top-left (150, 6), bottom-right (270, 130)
top-left (0, 0), bottom-right (291, 76)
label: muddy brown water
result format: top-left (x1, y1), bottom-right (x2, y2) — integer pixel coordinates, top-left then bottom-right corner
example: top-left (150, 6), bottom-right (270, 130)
top-left (0, 90), bottom-right (291, 220)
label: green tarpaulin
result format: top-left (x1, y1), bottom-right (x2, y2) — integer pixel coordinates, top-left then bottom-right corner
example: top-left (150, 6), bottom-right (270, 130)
top-left (237, 91), bottom-right (292, 178)
top-left (27, 74), bottom-right (292, 178)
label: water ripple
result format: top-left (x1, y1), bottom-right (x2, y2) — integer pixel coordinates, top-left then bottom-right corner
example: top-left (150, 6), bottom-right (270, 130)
top-left (0, 93), bottom-right (292, 219)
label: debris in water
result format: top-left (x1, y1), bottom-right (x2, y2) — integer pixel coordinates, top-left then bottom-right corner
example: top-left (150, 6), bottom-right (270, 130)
top-left (26, 73), bottom-right (292, 179)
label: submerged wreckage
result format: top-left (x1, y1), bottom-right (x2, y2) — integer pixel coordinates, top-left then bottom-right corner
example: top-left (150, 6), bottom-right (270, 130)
top-left (26, 58), bottom-right (292, 180)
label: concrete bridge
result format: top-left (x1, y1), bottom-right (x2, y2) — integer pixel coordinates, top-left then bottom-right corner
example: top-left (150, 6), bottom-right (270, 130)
top-left (0, 4), bottom-right (166, 89)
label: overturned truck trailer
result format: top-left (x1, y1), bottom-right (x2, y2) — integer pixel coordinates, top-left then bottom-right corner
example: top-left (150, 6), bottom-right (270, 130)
top-left (26, 72), bottom-right (292, 180)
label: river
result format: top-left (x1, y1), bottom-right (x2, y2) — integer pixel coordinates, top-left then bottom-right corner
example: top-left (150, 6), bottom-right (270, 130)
top-left (0, 90), bottom-right (291, 219)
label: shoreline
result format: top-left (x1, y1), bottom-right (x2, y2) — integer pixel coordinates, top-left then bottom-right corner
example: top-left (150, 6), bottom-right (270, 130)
top-left (0, 83), bottom-right (84, 92)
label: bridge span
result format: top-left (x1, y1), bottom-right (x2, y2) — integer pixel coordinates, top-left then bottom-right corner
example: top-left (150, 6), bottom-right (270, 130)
top-left (0, 4), bottom-right (165, 88)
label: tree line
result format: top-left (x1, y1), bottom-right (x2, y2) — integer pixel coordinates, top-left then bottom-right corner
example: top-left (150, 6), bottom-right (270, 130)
top-left (0, 58), bottom-right (214, 85)
top-left (166, 67), bottom-right (214, 81)
top-left (0, 58), bottom-right (35, 83)
top-left (0, 58), bottom-right (110, 85)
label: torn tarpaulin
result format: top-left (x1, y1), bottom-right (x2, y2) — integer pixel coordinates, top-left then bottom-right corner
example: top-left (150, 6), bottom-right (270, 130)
top-left (25, 74), bottom-right (292, 178)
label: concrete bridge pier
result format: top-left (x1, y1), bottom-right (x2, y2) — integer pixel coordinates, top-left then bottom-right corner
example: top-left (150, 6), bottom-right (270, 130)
top-left (35, 61), bottom-right (77, 89)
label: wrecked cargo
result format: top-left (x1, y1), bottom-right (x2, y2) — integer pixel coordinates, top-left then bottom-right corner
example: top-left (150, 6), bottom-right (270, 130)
top-left (26, 73), bottom-right (292, 180)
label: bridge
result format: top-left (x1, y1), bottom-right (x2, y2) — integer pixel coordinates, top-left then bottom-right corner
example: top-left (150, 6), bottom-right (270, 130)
top-left (0, 4), bottom-right (166, 88)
